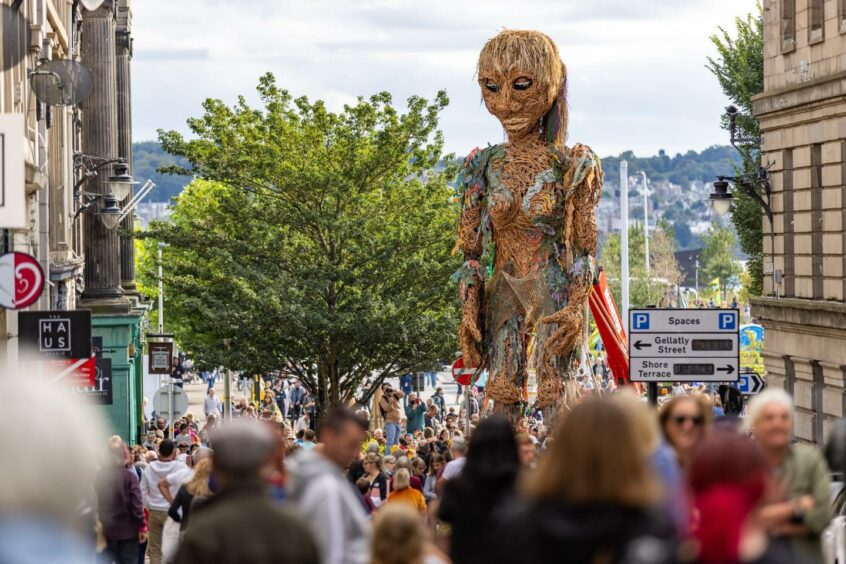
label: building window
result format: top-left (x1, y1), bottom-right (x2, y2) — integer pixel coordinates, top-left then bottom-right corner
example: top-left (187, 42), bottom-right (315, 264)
top-left (782, 0), bottom-right (796, 52)
top-left (840, 0), bottom-right (846, 32)
top-left (810, 0), bottom-right (824, 43)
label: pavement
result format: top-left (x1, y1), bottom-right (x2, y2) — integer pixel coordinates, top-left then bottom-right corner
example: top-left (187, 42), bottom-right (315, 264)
top-left (184, 369), bottom-right (466, 425)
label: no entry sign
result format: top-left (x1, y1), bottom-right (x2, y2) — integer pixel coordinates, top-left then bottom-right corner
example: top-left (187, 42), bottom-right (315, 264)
top-left (451, 357), bottom-right (477, 386)
top-left (0, 252), bottom-right (44, 309)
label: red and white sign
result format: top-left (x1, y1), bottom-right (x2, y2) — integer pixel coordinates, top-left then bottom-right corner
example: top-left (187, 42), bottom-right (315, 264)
top-left (44, 356), bottom-right (97, 386)
top-left (0, 252), bottom-right (44, 309)
top-left (451, 357), bottom-right (477, 386)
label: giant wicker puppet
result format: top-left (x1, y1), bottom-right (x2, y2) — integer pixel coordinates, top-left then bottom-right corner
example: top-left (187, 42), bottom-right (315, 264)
top-left (454, 30), bottom-right (602, 423)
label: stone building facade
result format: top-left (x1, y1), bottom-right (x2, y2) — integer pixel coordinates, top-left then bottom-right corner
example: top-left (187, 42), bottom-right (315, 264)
top-left (752, 0), bottom-right (846, 443)
top-left (0, 0), bottom-right (84, 369)
top-left (0, 0), bottom-right (147, 442)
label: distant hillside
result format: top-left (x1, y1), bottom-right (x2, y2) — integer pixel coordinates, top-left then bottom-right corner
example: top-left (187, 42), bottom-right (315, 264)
top-left (602, 145), bottom-right (740, 188)
top-left (132, 141), bottom-right (191, 203)
top-left (132, 141), bottom-right (742, 203)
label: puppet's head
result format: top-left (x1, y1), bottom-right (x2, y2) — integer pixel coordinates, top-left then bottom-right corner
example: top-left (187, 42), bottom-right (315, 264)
top-left (477, 30), bottom-right (567, 146)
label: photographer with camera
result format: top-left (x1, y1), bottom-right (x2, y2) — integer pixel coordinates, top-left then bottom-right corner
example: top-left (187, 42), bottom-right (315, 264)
top-left (379, 383), bottom-right (404, 451)
top-left (405, 393), bottom-right (426, 435)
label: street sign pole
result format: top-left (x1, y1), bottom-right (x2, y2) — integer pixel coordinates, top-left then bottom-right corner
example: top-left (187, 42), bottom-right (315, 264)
top-left (465, 382), bottom-right (471, 434)
top-left (647, 382), bottom-right (658, 406)
top-left (224, 369), bottom-right (232, 421)
top-left (169, 375), bottom-right (174, 438)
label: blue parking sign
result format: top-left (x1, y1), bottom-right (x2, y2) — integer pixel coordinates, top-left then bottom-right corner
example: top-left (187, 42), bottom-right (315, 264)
top-left (718, 312), bottom-right (737, 331)
top-left (633, 312), bottom-right (650, 330)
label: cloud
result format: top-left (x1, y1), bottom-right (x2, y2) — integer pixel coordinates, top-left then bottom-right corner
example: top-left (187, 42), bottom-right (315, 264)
top-left (130, 0), bottom-right (758, 157)
top-left (134, 48), bottom-right (210, 61)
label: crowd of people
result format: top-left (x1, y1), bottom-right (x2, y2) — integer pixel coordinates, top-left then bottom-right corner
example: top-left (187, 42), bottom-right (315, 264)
top-left (2, 372), bottom-right (841, 564)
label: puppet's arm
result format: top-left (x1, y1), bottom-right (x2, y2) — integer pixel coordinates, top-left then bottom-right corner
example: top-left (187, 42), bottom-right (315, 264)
top-left (455, 151), bottom-right (485, 367)
top-left (540, 145), bottom-right (602, 357)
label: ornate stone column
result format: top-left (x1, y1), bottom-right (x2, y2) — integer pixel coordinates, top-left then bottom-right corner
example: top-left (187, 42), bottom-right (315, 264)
top-left (116, 0), bottom-right (136, 293)
top-left (79, 2), bottom-right (129, 312)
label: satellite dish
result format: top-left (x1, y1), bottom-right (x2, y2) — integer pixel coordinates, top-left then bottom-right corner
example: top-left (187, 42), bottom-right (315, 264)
top-left (30, 59), bottom-right (94, 107)
top-left (1, 5), bottom-right (32, 72)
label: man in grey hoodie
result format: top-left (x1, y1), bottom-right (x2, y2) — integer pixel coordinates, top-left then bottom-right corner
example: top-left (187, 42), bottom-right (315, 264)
top-left (141, 439), bottom-right (182, 564)
top-left (287, 408), bottom-right (370, 564)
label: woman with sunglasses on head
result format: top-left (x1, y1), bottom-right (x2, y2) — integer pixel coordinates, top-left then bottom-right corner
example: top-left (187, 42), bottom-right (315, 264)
top-left (659, 395), bottom-right (713, 470)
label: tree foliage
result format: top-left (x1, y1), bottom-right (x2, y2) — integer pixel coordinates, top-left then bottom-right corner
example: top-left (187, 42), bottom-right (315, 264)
top-left (706, 3), bottom-right (764, 296)
top-left (700, 223), bottom-right (743, 295)
top-left (139, 74), bottom-right (459, 415)
top-left (599, 222), bottom-right (682, 308)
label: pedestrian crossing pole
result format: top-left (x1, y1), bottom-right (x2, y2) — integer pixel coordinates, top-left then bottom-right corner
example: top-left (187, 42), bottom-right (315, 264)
top-left (465, 380), bottom-right (471, 434)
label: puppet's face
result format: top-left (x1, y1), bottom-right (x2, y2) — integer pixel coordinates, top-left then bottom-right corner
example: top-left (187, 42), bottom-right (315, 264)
top-left (478, 69), bottom-right (550, 141)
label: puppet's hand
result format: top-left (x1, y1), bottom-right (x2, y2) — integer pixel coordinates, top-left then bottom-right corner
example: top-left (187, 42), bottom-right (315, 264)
top-left (540, 307), bottom-right (583, 357)
top-left (539, 283), bottom-right (590, 357)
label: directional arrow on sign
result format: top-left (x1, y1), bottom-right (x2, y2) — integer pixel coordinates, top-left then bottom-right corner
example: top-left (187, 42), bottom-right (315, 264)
top-left (738, 370), bottom-right (766, 394)
top-left (748, 372), bottom-right (765, 394)
top-left (717, 365), bottom-right (735, 374)
top-left (633, 340), bottom-right (652, 351)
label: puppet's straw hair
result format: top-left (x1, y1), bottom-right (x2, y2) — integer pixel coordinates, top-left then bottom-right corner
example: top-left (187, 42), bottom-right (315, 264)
top-left (478, 30), bottom-right (568, 148)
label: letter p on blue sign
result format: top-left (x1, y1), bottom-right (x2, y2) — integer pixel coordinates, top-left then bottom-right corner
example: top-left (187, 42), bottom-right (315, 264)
top-left (719, 312), bottom-right (737, 331)
top-left (633, 312), bottom-right (650, 330)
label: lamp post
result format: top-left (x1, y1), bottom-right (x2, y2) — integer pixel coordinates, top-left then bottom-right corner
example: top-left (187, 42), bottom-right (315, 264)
top-left (620, 160), bottom-right (629, 325)
top-left (157, 242), bottom-right (165, 334)
top-left (709, 104), bottom-right (773, 224)
top-left (639, 171), bottom-right (650, 275)
top-left (695, 258), bottom-right (700, 296)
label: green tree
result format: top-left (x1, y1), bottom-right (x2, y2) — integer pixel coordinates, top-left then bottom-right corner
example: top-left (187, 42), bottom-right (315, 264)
top-left (600, 222), bottom-right (682, 308)
top-left (706, 3), bottom-right (764, 296)
top-left (139, 74), bottom-right (459, 415)
top-left (700, 223), bottom-right (743, 298)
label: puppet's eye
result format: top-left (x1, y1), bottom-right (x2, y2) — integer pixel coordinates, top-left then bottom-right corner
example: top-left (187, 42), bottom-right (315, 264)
top-left (485, 81), bottom-right (500, 93)
top-left (513, 77), bottom-right (533, 91)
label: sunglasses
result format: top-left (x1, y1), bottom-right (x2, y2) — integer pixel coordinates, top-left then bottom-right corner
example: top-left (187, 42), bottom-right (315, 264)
top-left (672, 414), bottom-right (704, 426)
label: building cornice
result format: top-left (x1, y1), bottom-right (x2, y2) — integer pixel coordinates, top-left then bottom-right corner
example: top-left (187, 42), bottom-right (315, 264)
top-left (752, 70), bottom-right (846, 121)
top-left (750, 296), bottom-right (846, 338)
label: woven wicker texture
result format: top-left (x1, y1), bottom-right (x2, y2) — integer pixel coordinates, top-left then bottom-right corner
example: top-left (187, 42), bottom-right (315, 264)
top-left (455, 30), bottom-right (602, 421)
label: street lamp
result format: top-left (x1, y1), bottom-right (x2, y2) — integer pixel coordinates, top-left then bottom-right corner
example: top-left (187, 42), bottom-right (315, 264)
top-left (73, 152), bottom-right (155, 229)
top-left (105, 161), bottom-right (138, 202)
top-left (708, 171), bottom-right (773, 225)
top-left (97, 195), bottom-right (122, 230)
top-left (709, 178), bottom-right (734, 217)
top-left (709, 105), bottom-right (773, 224)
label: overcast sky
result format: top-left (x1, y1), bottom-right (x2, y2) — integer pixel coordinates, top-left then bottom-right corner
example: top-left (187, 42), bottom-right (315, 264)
top-left (131, 0), bottom-right (757, 158)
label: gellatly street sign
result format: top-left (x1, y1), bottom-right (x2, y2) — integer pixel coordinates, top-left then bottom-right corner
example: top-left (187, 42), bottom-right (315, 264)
top-left (629, 309), bottom-right (740, 383)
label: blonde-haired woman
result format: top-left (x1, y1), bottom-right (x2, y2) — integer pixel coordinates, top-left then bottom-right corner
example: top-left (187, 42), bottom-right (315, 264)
top-left (372, 503), bottom-right (448, 564)
top-left (496, 398), bottom-right (675, 562)
top-left (168, 459), bottom-right (213, 534)
top-left (386, 469), bottom-right (426, 515)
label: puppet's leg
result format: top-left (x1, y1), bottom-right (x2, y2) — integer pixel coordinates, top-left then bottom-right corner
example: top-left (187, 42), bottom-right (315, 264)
top-left (488, 316), bottom-right (526, 428)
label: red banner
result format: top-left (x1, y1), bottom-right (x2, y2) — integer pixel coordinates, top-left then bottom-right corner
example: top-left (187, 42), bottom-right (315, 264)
top-left (590, 270), bottom-right (631, 386)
